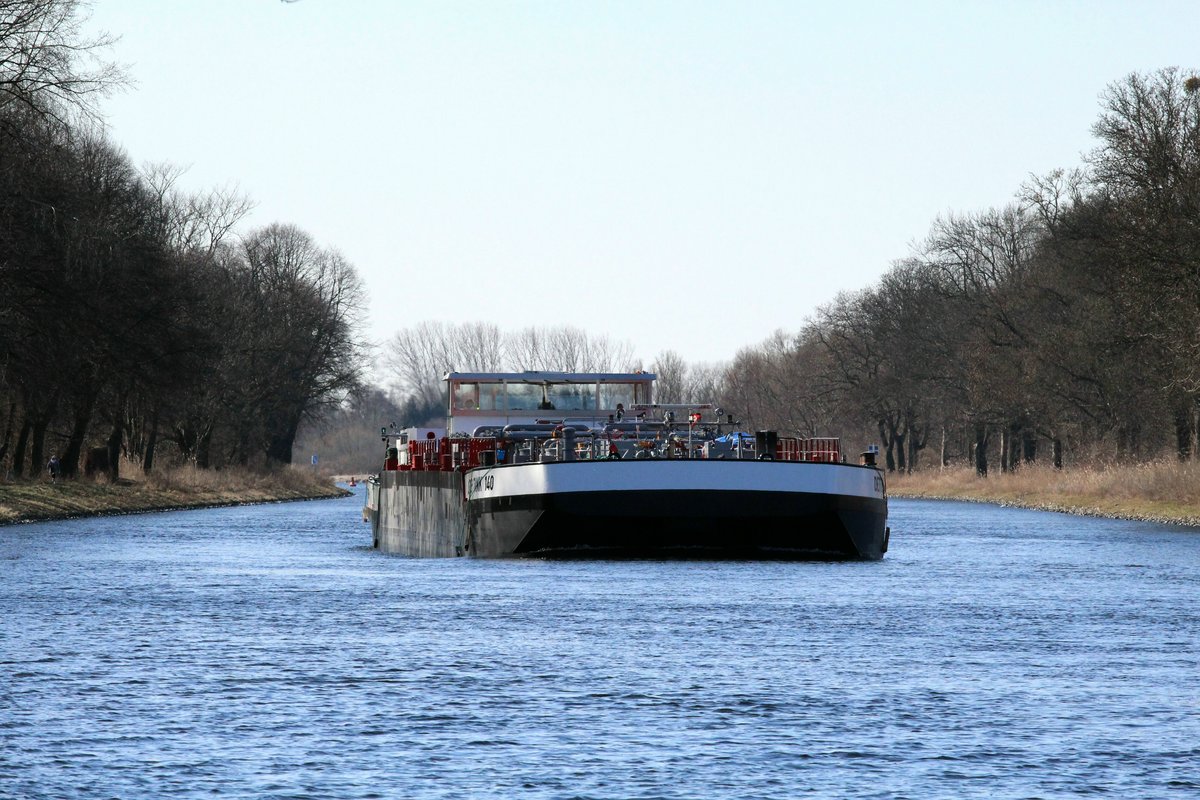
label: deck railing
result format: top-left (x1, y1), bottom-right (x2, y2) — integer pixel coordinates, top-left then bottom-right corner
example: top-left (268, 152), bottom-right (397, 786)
top-left (389, 432), bottom-right (843, 470)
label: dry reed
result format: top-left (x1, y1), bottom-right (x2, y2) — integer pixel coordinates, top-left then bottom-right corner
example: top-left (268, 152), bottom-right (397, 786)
top-left (889, 460), bottom-right (1200, 526)
top-left (143, 464), bottom-right (334, 496)
top-left (0, 465), bottom-right (346, 525)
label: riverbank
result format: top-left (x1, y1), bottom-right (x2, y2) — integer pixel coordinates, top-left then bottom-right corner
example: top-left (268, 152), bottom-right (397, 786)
top-left (0, 467), bottom-right (349, 525)
top-left (888, 461), bottom-right (1200, 527)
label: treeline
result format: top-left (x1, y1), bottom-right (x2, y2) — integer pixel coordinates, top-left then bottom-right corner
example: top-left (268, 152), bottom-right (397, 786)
top-left (381, 69), bottom-right (1200, 476)
top-left (0, 0), bottom-right (365, 480)
top-left (724, 68), bottom-right (1200, 473)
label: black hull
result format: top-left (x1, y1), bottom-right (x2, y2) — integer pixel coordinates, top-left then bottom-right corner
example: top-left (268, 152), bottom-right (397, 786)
top-left (369, 462), bottom-right (889, 561)
top-left (468, 489), bottom-right (887, 560)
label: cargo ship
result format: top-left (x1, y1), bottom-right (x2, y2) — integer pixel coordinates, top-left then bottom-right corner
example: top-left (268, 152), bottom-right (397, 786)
top-left (363, 371), bottom-right (889, 559)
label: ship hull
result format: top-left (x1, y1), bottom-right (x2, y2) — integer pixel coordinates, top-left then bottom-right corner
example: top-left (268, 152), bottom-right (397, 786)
top-left (369, 460), bottom-right (888, 560)
top-left (367, 470), bottom-right (468, 557)
top-left (469, 487), bottom-right (886, 559)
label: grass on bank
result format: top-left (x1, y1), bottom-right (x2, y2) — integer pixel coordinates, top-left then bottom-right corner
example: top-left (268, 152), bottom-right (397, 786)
top-left (0, 464), bottom-right (348, 525)
top-left (888, 460), bottom-right (1200, 526)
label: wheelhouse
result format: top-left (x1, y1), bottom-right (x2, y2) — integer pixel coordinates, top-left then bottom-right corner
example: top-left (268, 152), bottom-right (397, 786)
top-left (444, 371), bottom-right (655, 434)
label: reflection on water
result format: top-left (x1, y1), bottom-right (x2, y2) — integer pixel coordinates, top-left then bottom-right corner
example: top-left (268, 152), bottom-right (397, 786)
top-left (2, 491), bottom-right (1198, 798)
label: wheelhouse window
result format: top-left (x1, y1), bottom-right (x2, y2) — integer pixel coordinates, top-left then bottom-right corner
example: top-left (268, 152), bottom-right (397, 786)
top-left (546, 383), bottom-right (596, 411)
top-left (598, 381), bottom-right (649, 410)
top-left (505, 382), bottom-right (597, 412)
top-left (505, 382), bottom-right (544, 411)
top-left (452, 382), bottom-right (480, 411)
top-left (447, 375), bottom-right (652, 415)
top-left (477, 383), bottom-right (505, 411)
top-left (451, 381), bottom-right (504, 412)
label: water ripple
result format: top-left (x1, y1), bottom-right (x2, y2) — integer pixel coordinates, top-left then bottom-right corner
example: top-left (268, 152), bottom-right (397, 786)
top-left (1, 495), bottom-right (1198, 798)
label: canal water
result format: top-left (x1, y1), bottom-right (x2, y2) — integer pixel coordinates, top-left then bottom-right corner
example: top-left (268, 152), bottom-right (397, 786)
top-left (2, 491), bottom-right (1198, 799)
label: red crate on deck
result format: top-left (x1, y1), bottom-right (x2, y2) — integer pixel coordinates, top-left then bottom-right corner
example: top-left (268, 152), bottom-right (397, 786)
top-left (408, 439), bottom-right (439, 470)
top-left (775, 437), bottom-right (841, 463)
top-left (806, 438), bottom-right (841, 462)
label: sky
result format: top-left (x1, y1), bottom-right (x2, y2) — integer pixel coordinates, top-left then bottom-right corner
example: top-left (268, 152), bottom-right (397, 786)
top-left (82, 0), bottom-right (1200, 369)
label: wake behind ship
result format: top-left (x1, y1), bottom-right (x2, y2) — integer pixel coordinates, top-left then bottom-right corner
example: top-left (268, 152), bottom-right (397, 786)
top-left (364, 371), bottom-right (889, 559)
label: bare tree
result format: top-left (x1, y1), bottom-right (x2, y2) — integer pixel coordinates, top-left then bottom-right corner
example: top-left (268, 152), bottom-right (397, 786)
top-left (651, 350), bottom-right (687, 403)
top-left (685, 361), bottom-right (728, 405)
top-left (505, 325), bottom-right (634, 372)
top-left (142, 162), bottom-right (254, 256)
top-left (1086, 68), bottom-right (1200, 394)
top-left (383, 321), bottom-right (505, 411)
top-left (577, 331), bottom-right (637, 373)
top-left (237, 224), bottom-right (368, 464)
top-left (0, 0), bottom-right (127, 124)
top-left (504, 326), bottom-right (547, 372)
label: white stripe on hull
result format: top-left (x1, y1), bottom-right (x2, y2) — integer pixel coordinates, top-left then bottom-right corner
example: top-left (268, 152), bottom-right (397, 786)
top-left (465, 460), bottom-right (885, 502)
